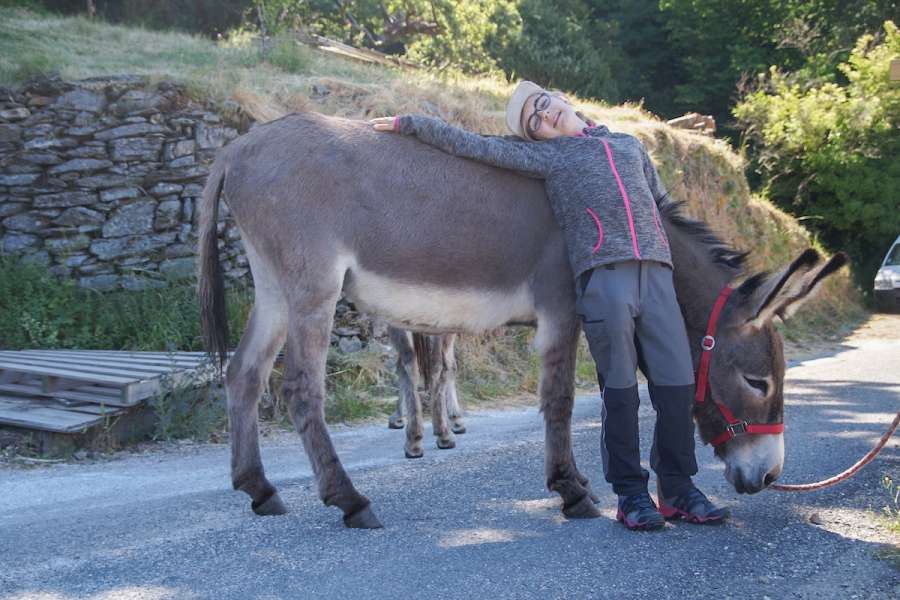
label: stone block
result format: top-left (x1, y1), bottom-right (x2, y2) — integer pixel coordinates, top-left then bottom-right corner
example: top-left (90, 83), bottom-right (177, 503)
top-left (110, 137), bottom-right (163, 161)
top-left (154, 198), bottom-right (181, 229)
top-left (149, 182), bottom-right (182, 197)
top-left (24, 137), bottom-right (77, 151)
top-left (0, 108), bottom-right (30, 121)
top-left (76, 174), bottom-right (133, 189)
top-left (34, 191), bottom-right (97, 208)
top-left (21, 152), bottom-right (63, 165)
top-left (103, 200), bottom-right (156, 237)
top-left (108, 90), bottom-right (167, 116)
top-left (65, 125), bottom-right (100, 137)
top-left (54, 206), bottom-right (105, 227)
top-left (0, 201), bottom-right (26, 218)
top-left (143, 165), bottom-right (208, 185)
top-left (90, 232), bottom-right (176, 260)
top-left (2, 232), bottom-right (40, 252)
top-left (3, 211), bottom-right (49, 232)
top-left (163, 243), bottom-right (193, 258)
top-left (94, 122), bottom-right (167, 140)
top-left (64, 145), bottom-right (108, 159)
top-left (195, 122), bottom-right (233, 149)
top-left (159, 256), bottom-right (195, 278)
top-left (182, 184), bottom-right (204, 197)
top-left (167, 155), bottom-right (195, 168)
top-left (79, 274), bottom-right (120, 291)
top-left (64, 254), bottom-right (90, 267)
top-left (45, 234), bottom-right (92, 254)
top-left (165, 139), bottom-right (195, 159)
top-left (48, 158), bottom-right (113, 175)
top-left (99, 187), bottom-right (142, 203)
top-left (0, 173), bottom-right (40, 186)
top-left (0, 124), bottom-right (21, 142)
top-left (53, 89), bottom-right (107, 113)
top-left (21, 250), bottom-right (50, 266)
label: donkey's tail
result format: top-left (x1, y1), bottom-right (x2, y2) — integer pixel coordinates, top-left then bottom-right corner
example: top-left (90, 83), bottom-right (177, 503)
top-left (197, 163), bottom-right (229, 371)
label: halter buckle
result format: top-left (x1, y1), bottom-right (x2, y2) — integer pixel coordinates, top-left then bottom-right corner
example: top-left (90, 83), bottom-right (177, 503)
top-left (726, 421), bottom-right (749, 437)
top-left (701, 335), bottom-right (716, 351)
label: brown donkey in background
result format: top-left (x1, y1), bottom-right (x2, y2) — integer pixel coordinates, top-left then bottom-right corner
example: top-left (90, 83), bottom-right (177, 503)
top-left (198, 112), bottom-right (845, 529)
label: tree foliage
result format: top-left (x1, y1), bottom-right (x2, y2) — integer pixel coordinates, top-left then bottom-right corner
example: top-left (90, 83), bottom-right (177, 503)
top-left (734, 21), bottom-right (900, 288)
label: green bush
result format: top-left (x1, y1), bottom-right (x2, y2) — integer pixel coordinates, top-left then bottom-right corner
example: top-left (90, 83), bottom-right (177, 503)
top-left (0, 256), bottom-right (252, 351)
top-left (734, 21), bottom-right (900, 291)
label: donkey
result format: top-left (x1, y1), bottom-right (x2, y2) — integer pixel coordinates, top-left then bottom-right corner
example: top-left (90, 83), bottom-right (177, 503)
top-left (198, 112), bottom-right (845, 528)
top-left (386, 329), bottom-right (466, 458)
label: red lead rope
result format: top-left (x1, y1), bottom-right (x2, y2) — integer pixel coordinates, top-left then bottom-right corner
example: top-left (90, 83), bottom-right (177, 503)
top-left (695, 286), bottom-right (785, 447)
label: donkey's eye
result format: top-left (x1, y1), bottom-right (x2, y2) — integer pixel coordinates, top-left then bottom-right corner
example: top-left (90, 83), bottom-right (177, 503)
top-left (743, 376), bottom-right (769, 396)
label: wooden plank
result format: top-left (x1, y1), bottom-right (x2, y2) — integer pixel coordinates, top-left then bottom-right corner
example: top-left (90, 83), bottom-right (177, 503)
top-left (0, 361), bottom-right (136, 385)
top-left (891, 59), bottom-right (900, 81)
top-left (7, 350), bottom-right (208, 369)
top-left (0, 397), bottom-right (106, 433)
top-left (0, 355), bottom-right (166, 379)
top-left (0, 383), bottom-right (134, 407)
top-left (0, 352), bottom-right (200, 375)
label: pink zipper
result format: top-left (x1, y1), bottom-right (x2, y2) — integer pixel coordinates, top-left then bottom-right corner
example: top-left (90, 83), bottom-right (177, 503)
top-left (585, 207), bottom-right (604, 254)
top-left (601, 140), bottom-right (641, 259)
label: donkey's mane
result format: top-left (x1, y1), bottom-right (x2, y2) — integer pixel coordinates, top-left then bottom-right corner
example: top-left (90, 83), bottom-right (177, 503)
top-left (660, 197), bottom-right (750, 276)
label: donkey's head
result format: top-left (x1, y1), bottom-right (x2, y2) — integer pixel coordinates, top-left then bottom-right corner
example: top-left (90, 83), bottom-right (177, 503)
top-left (695, 249), bottom-right (847, 494)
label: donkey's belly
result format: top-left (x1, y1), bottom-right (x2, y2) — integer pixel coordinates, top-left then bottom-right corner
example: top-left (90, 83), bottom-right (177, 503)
top-left (344, 265), bottom-right (536, 334)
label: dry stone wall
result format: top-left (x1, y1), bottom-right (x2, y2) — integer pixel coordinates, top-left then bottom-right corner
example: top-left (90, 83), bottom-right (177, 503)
top-left (0, 75), bottom-right (249, 290)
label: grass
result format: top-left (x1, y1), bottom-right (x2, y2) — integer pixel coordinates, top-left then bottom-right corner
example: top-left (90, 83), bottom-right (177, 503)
top-left (0, 256), bottom-right (252, 351)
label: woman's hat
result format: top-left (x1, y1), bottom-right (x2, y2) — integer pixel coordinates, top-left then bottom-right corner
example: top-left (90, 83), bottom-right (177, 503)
top-left (506, 80), bottom-right (545, 139)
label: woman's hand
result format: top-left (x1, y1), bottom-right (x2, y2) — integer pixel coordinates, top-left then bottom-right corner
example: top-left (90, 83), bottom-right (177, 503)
top-left (370, 116), bottom-right (399, 132)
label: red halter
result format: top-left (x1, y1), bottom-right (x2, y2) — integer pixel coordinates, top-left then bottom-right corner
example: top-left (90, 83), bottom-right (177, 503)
top-left (695, 286), bottom-right (785, 447)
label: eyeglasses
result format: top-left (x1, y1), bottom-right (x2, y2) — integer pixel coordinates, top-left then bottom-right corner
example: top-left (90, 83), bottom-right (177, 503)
top-left (525, 92), bottom-right (552, 138)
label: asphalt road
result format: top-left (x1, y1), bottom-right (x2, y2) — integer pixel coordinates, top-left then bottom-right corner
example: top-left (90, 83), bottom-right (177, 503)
top-left (1, 322), bottom-right (898, 600)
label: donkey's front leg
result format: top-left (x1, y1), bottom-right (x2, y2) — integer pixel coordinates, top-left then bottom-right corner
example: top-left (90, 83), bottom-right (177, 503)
top-left (539, 319), bottom-right (600, 519)
top-left (283, 305), bottom-right (382, 529)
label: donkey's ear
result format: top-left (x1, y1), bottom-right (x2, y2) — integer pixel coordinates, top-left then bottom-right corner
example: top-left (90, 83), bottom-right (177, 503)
top-left (737, 249), bottom-right (822, 329)
top-left (776, 252), bottom-right (848, 320)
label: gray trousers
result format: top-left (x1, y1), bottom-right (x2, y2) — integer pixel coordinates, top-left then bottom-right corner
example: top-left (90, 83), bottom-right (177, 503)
top-left (576, 261), bottom-right (697, 497)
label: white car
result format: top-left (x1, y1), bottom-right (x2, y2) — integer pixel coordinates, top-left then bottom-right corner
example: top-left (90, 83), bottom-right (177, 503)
top-left (874, 235), bottom-right (900, 312)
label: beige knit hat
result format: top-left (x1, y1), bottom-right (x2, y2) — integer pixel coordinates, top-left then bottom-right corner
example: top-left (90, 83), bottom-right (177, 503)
top-left (505, 80), bottom-right (545, 139)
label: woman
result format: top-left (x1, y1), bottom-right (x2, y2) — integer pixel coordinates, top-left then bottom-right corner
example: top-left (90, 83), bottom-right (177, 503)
top-left (371, 81), bottom-right (728, 530)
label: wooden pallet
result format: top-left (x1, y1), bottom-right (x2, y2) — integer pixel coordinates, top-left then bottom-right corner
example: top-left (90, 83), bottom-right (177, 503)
top-left (0, 350), bottom-right (214, 434)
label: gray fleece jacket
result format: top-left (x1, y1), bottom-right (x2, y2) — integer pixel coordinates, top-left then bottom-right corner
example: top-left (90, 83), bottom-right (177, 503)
top-left (396, 115), bottom-right (672, 278)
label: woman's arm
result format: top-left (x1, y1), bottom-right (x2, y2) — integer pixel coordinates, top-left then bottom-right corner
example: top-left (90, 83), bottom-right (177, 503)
top-left (372, 115), bottom-right (558, 178)
top-left (640, 145), bottom-right (670, 206)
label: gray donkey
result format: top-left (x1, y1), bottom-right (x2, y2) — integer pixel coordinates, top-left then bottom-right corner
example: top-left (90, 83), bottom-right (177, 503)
top-left (198, 112), bottom-right (845, 529)
top-left (386, 329), bottom-right (465, 458)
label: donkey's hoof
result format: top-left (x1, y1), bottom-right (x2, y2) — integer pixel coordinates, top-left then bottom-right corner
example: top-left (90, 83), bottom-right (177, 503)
top-left (562, 495), bottom-right (602, 519)
top-left (343, 505), bottom-right (383, 529)
top-left (436, 437), bottom-right (456, 450)
top-left (590, 492), bottom-right (601, 504)
top-left (388, 418), bottom-right (405, 430)
top-left (451, 422), bottom-right (467, 434)
top-left (251, 491), bottom-right (288, 516)
top-left (405, 449), bottom-right (424, 459)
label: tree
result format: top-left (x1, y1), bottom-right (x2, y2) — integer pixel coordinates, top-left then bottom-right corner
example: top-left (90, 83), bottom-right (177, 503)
top-left (734, 21), bottom-right (900, 290)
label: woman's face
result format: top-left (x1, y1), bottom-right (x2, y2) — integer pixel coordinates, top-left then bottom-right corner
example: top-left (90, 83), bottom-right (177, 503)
top-left (520, 92), bottom-right (583, 140)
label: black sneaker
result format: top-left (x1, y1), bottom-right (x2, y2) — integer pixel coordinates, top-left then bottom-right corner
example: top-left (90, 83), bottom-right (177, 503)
top-left (658, 486), bottom-right (729, 524)
top-left (616, 492), bottom-right (666, 531)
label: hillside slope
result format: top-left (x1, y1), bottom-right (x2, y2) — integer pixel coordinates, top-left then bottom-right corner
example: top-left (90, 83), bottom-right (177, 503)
top-left (0, 9), bottom-right (865, 401)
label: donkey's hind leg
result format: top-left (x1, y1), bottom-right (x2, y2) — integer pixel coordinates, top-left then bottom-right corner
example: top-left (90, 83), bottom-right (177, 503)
top-left (442, 334), bottom-right (466, 435)
top-left (282, 299), bottom-right (382, 529)
top-left (388, 327), bottom-right (425, 458)
top-left (226, 294), bottom-right (288, 516)
top-left (538, 316), bottom-right (600, 519)
top-left (429, 335), bottom-right (456, 450)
